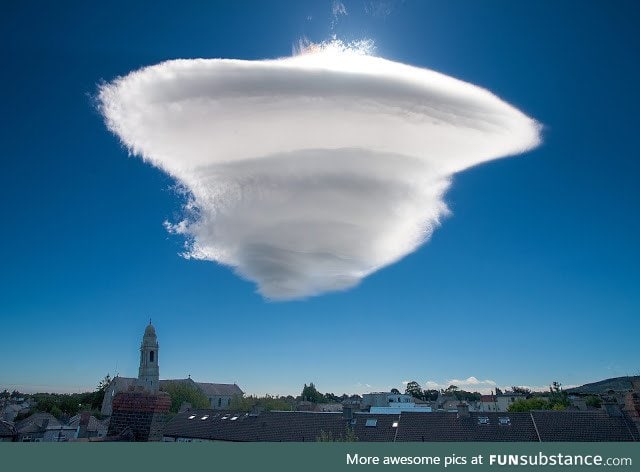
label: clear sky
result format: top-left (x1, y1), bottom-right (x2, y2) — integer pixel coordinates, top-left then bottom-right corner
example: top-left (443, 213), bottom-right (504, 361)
top-left (1, 0), bottom-right (639, 396)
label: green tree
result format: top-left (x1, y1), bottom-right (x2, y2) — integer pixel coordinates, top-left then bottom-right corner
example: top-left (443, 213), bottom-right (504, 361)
top-left (548, 381), bottom-right (570, 410)
top-left (161, 382), bottom-right (210, 413)
top-left (508, 397), bottom-right (549, 412)
top-left (422, 389), bottom-right (439, 401)
top-left (390, 388), bottom-right (400, 395)
top-left (512, 386), bottom-right (531, 395)
top-left (229, 394), bottom-right (293, 412)
top-left (405, 381), bottom-right (422, 399)
top-left (97, 374), bottom-right (112, 392)
top-left (301, 383), bottom-right (323, 403)
top-left (586, 395), bottom-right (602, 408)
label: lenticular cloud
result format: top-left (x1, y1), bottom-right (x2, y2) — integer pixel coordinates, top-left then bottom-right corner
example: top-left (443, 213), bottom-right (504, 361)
top-left (98, 41), bottom-right (540, 300)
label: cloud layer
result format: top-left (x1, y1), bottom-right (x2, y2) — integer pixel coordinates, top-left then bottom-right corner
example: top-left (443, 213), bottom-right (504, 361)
top-left (99, 41), bottom-right (540, 299)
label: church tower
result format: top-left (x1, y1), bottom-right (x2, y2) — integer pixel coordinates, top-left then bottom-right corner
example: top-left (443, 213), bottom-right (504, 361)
top-left (138, 321), bottom-right (159, 392)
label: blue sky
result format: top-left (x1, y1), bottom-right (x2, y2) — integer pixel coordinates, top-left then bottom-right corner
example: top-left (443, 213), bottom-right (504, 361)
top-left (1, 0), bottom-right (638, 396)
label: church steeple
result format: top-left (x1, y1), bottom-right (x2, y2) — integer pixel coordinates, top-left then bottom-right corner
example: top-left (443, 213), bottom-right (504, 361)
top-left (138, 321), bottom-right (159, 391)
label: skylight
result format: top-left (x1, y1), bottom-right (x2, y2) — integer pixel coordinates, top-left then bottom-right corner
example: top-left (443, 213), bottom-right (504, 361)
top-left (201, 415), bottom-right (209, 420)
top-left (478, 416), bottom-right (490, 425)
top-left (187, 415), bottom-right (196, 420)
top-left (498, 417), bottom-right (511, 426)
top-left (231, 416), bottom-right (239, 421)
top-left (365, 419), bottom-right (377, 427)
top-left (392, 421), bottom-right (399, 428)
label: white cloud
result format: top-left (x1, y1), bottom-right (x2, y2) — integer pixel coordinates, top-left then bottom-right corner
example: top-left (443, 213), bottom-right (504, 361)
top-left (98, 40), bottom-right (540, 300)
top-left (332, 1), bottom-right (348, 19)
top-left (422, 377), bottom-right (499, 393)
top-left (364, 1), bottom-right (396, 18)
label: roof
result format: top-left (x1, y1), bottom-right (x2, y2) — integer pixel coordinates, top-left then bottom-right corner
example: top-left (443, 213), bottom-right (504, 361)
top-left (68, 414), bottom-right (108, 432)
top-left (144, 323), bottom-right (156, 337)
top-left (15, 412), bottom-right (60, 434)
top-left (110, 376), bottom-right (137, 390)
top-left (195, 382), bottom-right (244, 397)
top-left (164, 410), bottom-right (394, 442)
top-left (531, 410), bottom-right (639, 442)
top-left (163, 409), bottom-right (640, 442)
top-left (396, 412), bottom-right (539, 442)
top-left (0, 419), bottom-right (17, 437)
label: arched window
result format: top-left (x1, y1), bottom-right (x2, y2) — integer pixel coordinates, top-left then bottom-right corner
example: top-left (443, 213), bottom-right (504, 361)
top-left (150, 350), bottom-right (155, 363)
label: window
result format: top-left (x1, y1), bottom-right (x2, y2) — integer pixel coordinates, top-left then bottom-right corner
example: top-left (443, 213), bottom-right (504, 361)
top-left (498, 417), bottom-right (511, 426)
top-left (365, 419), bottom-right (377, 427)
top-left (218, 398), bottom-right (222, 407)
top-left (478, 416), bottom-right (490, 425)
top-left (231, 416), bottom-right (239, 421)
top-left (392, 421), bottom-right (399, 428)
top-left (228, 398), bottom-right (231, 406)
top-left (200, 415), bottom-right (209, 420)
top-left (188, 415), bottom-right (196, 420)
top-left (150, 350), bottom-right (154, 363)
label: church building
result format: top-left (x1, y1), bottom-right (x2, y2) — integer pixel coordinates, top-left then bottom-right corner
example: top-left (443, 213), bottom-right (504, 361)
top-left (101, 322), bottom-right (244, 416)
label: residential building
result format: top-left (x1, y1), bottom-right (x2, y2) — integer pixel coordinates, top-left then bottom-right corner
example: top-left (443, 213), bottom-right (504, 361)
top-left (162, 408), bottom-right (639, 442)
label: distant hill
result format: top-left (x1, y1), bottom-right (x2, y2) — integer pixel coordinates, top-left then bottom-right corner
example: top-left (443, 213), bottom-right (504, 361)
top-left (567, 376), bottom-right (640, 395)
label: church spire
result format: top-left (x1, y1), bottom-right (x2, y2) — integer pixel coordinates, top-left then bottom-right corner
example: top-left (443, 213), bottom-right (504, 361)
top-left (138, 321), bottom-right (159, 392)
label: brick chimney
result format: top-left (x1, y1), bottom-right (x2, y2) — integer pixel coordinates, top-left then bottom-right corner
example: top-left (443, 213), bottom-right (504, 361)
top-left (343, 405), bottom-right (354, 420)
top-left (77, 411), bottom-right (91, 439)
top-left (457, 402), bottom-right (469, 418)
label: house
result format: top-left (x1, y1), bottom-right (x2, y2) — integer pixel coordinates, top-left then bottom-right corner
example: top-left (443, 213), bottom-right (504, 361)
top-left (362, 392), bottom-right (414, 409)
top-left (161, 406), bottom-right (639, 442)
top-left (478, 392), bottom-right (526, 412)
top-left (15, 412), bottom-right (61, 442)
top-left (162, 410), bottom-right (400, 442)
top-left (189, 381), bottom-right (243, 410)
top-left (1, 400), bottom-right (32, 422)
top-left (42, 424), bottom-right (77, 442)
top-left (0, 420), bottom-right (17, 442)
top-left (68, 413), bottom-right (108, 439)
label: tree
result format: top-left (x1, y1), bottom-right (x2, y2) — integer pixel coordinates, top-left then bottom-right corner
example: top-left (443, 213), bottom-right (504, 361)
top-left (229, 394), bottom-right (293, 412)
top-left (97, 374), bottom-right (112, 392)
top-left (508, 398), bottom-right (549, 412)
top-left (390, 388), bottom-right (400, 395)
top-left (422, 389), bottom-right (439, 401)
top-left (586, 396), bottom-right (602, 409)
top-left (161, 382), bottom-right (210, 413)
top-left (301, 383), bottom-right (323, 403)
top-left (512, 386), bottom-right (531, 395)
top-left (323, 392), bottom-right (341, 403)
top-left (443, 385), bottom-right (459, 395)
top-left (405, 381), bottom-right (422, 399)
top-left (548, 381), bottom-right (569, 410)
